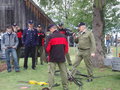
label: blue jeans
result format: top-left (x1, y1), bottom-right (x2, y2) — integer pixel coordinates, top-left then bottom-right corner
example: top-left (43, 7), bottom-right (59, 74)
top-left (106, 40), bottom-right (111, 47)
top-left (5, 48), bottom-right (19, 71)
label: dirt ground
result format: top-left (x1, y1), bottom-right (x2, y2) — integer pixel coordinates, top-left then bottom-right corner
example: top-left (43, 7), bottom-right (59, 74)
top-left (0, 62), bottom-right (7, 72)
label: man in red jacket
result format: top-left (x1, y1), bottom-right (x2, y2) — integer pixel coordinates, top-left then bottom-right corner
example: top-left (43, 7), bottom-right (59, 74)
top-left (46, 24), bottom-right (69, 90)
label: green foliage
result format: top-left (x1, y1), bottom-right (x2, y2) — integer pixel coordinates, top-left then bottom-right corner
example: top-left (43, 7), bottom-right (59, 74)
top-left (38, 0), bottom-right (93, 31)
top-left (37, 0), bottom-right (120, 33)
top-left (104, 0), bottom-right (120, 33)
top-left (38, 0), bottom-right (49, 7)
top-left (67, 0), bottom-right (93, 30)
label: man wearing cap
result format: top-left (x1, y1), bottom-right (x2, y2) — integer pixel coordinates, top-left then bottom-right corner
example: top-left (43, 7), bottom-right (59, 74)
top-left (71, 22), bottom-right (96, 82)
top-left (58, 23), bottom-right (72, 66)
top-left (46, 24), bottom-right (69, 90)
top-left (23, 20), bottom-right (38, 70)
top-left (35, 25), bottom-right (46, 65)
top-left (12, 23), bottom-right (23, 63)
top-left (12, 23), bottom-right (18, 32)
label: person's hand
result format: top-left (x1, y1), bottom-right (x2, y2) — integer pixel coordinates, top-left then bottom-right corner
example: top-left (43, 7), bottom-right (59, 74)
top-left (72, 33), bottom-right (76, 36)
top-left (12, 46), bottom-right (16, 49)
top-left (3, 47), bottom-right (7, 50)
top-left (73, 33), bottom-right (78, 39)
top-left (91, 53), bottom-right (95, 57)
top-left (44, 56), bottom-right (49, 63)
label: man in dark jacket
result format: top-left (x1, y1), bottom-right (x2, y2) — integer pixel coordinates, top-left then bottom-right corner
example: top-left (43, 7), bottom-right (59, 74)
top-left (22, 20), bottom-right (38, 70)
top-left (58, 23), bottom-right (72, 66)
top-left (35, 25), bottom-right (46, 65)
top-left (46, 24), bottom-right (69, 90)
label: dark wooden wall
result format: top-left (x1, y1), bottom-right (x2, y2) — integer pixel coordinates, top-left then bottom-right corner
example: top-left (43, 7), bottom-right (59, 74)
top-left (0, 0), bottom-right (54, 31)
top-left (0, 0), bottom-right (26, 30)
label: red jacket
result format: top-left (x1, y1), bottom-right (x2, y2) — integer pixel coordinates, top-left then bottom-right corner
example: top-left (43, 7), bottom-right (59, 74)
top-left (59, 28), bottom-right (67, 35)
top-left (46, 30), bottom-right (68, 62)
top-left (16, 29), bottom-right (23, 47)
top-left (37, 31), bottom-right (45, 46)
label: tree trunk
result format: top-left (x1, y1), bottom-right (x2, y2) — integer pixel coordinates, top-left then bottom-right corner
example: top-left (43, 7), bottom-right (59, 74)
top-left (92, 4), bottom-right (105, 68)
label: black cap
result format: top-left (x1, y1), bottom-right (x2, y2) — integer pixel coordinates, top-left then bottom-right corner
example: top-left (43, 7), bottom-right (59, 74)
top-left (28, 20), bottom-right (34, 24)
top-left (78, 22), bottom-right (86, 27)
top-left (58, 23), bottom-right (64, 26)
top-left (13, 23), bottom-right (17, 26)
top-left (37, 25), bottom-right (42, 28)
top-left (48, 24), bottom-right (56, 30)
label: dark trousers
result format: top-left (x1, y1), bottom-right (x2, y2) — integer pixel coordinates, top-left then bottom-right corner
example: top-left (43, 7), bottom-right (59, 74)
top-left (16, 46), bottom-right (22, 64)
top-left (24, 46), bottom-right (36, 69)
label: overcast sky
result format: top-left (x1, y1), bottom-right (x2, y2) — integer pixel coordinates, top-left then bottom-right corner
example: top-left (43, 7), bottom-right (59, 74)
top-left (33, 0), bottom-right (38, 4)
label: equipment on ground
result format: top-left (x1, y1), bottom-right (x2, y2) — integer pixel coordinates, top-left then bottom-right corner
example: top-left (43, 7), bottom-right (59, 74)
top-left (18, 80), bottom-right (48, 86)
top-left (67, 69), bottom-right (83, 90)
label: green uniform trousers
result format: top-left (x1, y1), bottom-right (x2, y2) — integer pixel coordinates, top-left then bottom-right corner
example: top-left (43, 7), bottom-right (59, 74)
top-left (48, 62), bottom-right (68, 90)
top-left (35, 46), bottom-right (46, 65)
top-left (66, 53), bottom-right (72, 65)
top-left (72, 49), bottom-right (93, 78)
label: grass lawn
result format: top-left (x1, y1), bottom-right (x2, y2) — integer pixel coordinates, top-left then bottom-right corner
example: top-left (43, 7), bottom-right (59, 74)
top-left (0, 47), bottom-right (120, 90)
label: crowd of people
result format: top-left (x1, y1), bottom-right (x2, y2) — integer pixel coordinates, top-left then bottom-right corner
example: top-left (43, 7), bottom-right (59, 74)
top-left (0, 21), bottom-right (96, 90)
top-left (105, 33), bottom-right (120, 54)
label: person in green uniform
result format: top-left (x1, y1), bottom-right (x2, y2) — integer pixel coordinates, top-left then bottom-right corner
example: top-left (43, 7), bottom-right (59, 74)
top-left (58, 23), bottom-right (72, 66)
top-left (35, 25), bottom-right (46, 65)
top-left (71, 22), bottom-right (96, 82)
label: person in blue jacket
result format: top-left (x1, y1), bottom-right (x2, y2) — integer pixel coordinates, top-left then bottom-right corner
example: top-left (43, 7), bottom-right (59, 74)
top-left (22, 20), bottom-right (38, 70)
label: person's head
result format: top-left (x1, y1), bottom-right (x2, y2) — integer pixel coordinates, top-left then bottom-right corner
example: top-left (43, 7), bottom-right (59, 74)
top-left (28, 20), bottom-right (34, 28)
top-left (48, 24), bottom-right (57, 33)
top-left (78, 22), bottom-right (86, 32)
top-left (1, 29), bottom-right (6, 33)
top-left (58, 23), bottom-right (64, 29)
top-left (12, 23), bottom-right (18, 32)
top-left (6, 26), bottom-right (13, 33)
top-left (42, 87), bottom-right (50, 90)
top-left (17, 26), bottom-right (21, 30)
top-left (12, 23), bottom-right (17, 27)
top-left (37, 25), bottom-right (42, 31)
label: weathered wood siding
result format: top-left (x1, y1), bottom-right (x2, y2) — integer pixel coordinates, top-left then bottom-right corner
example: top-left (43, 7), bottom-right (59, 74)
top-left (0, 0), bottom-right (54, 31)
top-left (0, 0), bottom-right (26, 30)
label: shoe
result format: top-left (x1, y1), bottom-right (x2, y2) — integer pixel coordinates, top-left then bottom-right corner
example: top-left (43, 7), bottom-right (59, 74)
top-left (52, 83), bottom-right (60, 87)
top-left (41, 63), bottom-right (44, 65)
top-left (16, 70), bottom-right (20, 72)
top-left (24, 67), bottom-right (27, 70)
top-left (68, 77), bottom-right (73, 82)
top-left (55, 70), bottom-right (60, 73)
top-left (87, 78), bottom-right (93, 82)
top-left (8, 70), bottom-right (12, 73)
top-left (32, 67), bottom-right (36, 70)
top-left (69, 64), bottom-right (72, 66)
top-left (42, 87), bottom-right (50, 90)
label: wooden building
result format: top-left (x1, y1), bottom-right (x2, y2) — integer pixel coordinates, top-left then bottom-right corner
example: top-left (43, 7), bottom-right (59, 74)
top-left (0, 0), bottom-right (54, 31)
